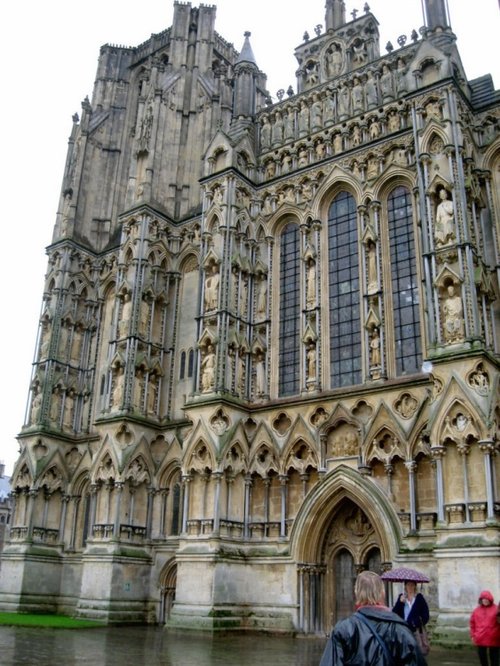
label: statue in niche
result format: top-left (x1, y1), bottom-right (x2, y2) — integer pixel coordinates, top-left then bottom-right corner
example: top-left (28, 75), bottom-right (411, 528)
top-left (352, 41), bottom-right (367, 66)
top-left (325, 44), bottom-right (343, 77)
top-left (119, 294), bottom-right (132, 338)
top-left (112, 369), bottom-right (125, 408)
top-left (260, 115), bottom-right (271, 150)
top-left (262, 195), bottom-right (273, 216)
top-left (324, 89), bottom-right (336, 124)
top-left (298, 100), bottom-right (310, 136)
top-left (367, 241), bottom-right (377, 292)
top-left (388, 111), bottom-right (401, 132)
top-left (380, 64), bottom-right (394, 101)
top-left (51, 387), bottom-right (64, 424)
top-left (311, 94), bottom-right (323, 131)
top-left (315, 141), bottom-right (326, 159)
top-left (40, 325), bottom-right (51, 359)
top-left (442, 284), bottom-right (465, 343)
top-left (256, 278), bottom-right (267, 318)
top-left (307, 343), bottom-right (317, 381)
top-left (370, 327), bottom-right (381, 366)
top-left (365, 71), bottom-right (378, 109)
top-left (281, 153), bottom-right (292, 173)
top-left (333, 133), bottom-right (343, 153)
top-left (213, 185), bottom-right (223, 205)
top-left (272, 111), bottom-right (284, 145)
top-left (201, 344), bottom-right (216, 392)
top-left (265, 161), bottom-right (276, 179)
top-left (298, 147), bottom-right (309, 168)
top-left (284, 109), bottom-right (295, 140)
top-left (63, 390), bottom-right (75, 431)
top-left (338, 83), bottom-right (350, 119)
top-left (435, 189), bottom-right (456, 246)
top-left (351, 125), bottom-right (362, 147)
top-left (306, 257), bottom-right (316, 306)
top-left (395, 58), bottom-right (408, 94)
top-left (255, 352), bottom-right (265, 396)
top-left (138, 102), bottom-right (153, 152)
top-left (31, 390), bottom-right (42, 423)
top-left (204, 264), bottom-right (220, 311)
top-left (367, 156), bottom-right (379, 180)
top-left (351, 77), bottom-right (364, 113)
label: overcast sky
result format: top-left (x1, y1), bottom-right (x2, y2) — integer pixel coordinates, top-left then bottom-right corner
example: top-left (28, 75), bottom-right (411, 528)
top-left (0, 0), bottom-right (498, 477)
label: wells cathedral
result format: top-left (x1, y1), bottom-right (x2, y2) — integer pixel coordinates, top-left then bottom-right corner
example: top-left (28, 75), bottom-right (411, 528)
top-left (0, 0), bottom-right (498, 642)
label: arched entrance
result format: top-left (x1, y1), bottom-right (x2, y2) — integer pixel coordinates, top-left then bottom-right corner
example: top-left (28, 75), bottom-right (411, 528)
top-left (158, 559), bottom-right (177, 624)
top-left (324, 499), bottom-right (383, 627)
top-left (291, 465), bottom-right (400, 634)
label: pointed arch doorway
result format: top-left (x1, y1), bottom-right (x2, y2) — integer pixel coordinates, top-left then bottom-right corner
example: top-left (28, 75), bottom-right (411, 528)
top-left (324, 499), bottom-right (383, 628)
top-left (158, 559), bottom-right (177, 624)
top-left (292, 467), bottom-right (398, 635)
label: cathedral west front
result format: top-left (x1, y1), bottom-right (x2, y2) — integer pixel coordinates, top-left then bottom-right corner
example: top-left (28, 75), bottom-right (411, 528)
top-left (0, 0), bottom-right (498, 643)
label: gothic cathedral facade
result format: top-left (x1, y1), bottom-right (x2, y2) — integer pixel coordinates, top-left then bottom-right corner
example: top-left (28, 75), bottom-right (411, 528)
top-left (1, 0), bottom-right (498, 643)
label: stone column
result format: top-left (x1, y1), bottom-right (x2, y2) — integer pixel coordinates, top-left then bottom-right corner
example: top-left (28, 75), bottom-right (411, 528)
top-left (181, 475), bottom-right (191, 534)
top-left (59, 494), bottom-right (70, 544)
top-left (430, 446), bottom-right (446, 524)
top-left (69, 496), bottom-right (80, 550)
top-left (479, 439), bottom-right (496, 520)
top-left (212, 473), bottom-right (222, 534)
top-left (113, 482), bottom-right (124, 538)
top-left (146, 487), bottom-right (155, 539)
top-left (457, 441), bottom-right (471, 522)
top-left (243, 474), bottom-right (252, 538)
top-left (279, 475), bottom-right (288, 538)
top-left (405, 461), bottom-right (417, 532)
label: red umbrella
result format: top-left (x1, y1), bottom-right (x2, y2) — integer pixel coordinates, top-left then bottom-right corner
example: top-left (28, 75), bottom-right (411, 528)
top-left (381, 567), bottom-right (430, 583)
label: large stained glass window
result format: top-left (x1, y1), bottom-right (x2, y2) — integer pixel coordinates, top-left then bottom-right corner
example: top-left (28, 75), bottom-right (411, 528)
top-left (328, 192), bottom-right (361, 387)
top-left (388, 186), bottom-right (421, 374)
top-left (279, 223), bottom-right (301, 396)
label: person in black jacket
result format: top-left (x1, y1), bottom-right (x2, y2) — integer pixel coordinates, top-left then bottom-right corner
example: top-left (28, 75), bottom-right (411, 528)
top-left (319, 570), bottom-right (427, 665)
top-left (392, 580), bottom-right (430, 632)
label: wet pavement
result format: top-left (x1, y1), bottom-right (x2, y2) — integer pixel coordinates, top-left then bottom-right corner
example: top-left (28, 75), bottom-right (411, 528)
top-left (0, 626), bottom-right (476, 665)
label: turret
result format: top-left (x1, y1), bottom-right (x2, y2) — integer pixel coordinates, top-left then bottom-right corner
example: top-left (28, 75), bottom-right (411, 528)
top-left (232, 32), bottom-right (259, 119)
top-left (422, 0), bottom-right (450, 31)
top-left (325, 0), bottom-right (346, 31)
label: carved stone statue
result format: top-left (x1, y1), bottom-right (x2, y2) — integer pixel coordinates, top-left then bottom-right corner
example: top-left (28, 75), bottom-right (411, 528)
top-left (325, 44), bottom-right (343, 77)
top-left (260, 115), bottom-right (271, 150)
top-left (255, 352), bottom-right (265, 396)
top-left (442, 284), bottom-right (465, 343)
top-left (204, 264), bottom-right (220, 311)
top-left (256, 278), bottom-right (267, 318)
top-left (201, 344), bottom-right (216, 392)
top-left (306, 258), bottom-right (316, 306)
top-left (307, 343), bottom-right (317, 380)
top-left (380, 64), bottom-right (394, 101)
top-left (435, 189), bottom-right (456, 247)
top-left (370, 328), bottom-right (381, 366)
top-left (367, 241), bottom-right (377, 293)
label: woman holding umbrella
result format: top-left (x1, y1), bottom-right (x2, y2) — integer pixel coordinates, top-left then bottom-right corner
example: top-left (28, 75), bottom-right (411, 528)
top-left (382, 567), bottom-right (430, 654)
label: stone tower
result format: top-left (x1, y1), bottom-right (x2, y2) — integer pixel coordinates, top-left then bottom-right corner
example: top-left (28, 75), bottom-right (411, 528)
top-left (0, 0), bottom-right (498, 643)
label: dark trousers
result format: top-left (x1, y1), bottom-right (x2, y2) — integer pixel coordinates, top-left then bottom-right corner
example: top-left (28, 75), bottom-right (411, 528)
top-left (477, 646), bottom-right (499, 666)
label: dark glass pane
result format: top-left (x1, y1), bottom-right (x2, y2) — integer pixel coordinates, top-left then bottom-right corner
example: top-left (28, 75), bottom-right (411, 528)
top-left (279, 223), bottom-right (300, 396)
top-left (388, 186), bottom-right (421, 375)
top-left (328, 191), bottom-right (361, 387)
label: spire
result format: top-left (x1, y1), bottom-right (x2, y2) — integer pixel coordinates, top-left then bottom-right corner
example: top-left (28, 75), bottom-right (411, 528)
top-left (325, 0), bottom-right (346, 31)
top-left (236, 31), bottom-right (257, 66)
top-left (422, 0), bottom-right (450, 31)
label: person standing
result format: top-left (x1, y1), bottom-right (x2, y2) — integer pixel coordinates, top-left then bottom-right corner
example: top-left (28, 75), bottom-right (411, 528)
top-left (393, 580), bottom-right (430, 632)
top-left (319, 570), bottom-right (427, 665)
top-left (470, 590), bottom-right (500, 666)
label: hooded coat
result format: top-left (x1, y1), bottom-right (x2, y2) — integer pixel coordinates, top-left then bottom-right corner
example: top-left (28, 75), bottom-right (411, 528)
top-left (319, 605), bottom-right (428, 665)
top-left (470, 590), bottom-right (500, 647)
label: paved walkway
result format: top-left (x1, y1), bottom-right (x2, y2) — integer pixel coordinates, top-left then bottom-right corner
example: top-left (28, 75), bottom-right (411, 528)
top-left (0, 626), bottom-right (476, 665)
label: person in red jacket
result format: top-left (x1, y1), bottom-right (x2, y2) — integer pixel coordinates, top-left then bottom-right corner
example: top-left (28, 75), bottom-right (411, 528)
top-left (469, 590), bottom-right (500, 666)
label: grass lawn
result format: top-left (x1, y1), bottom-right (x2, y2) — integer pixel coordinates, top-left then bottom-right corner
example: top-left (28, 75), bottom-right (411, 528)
top-left (0, 613), bottom-right (104, 628)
